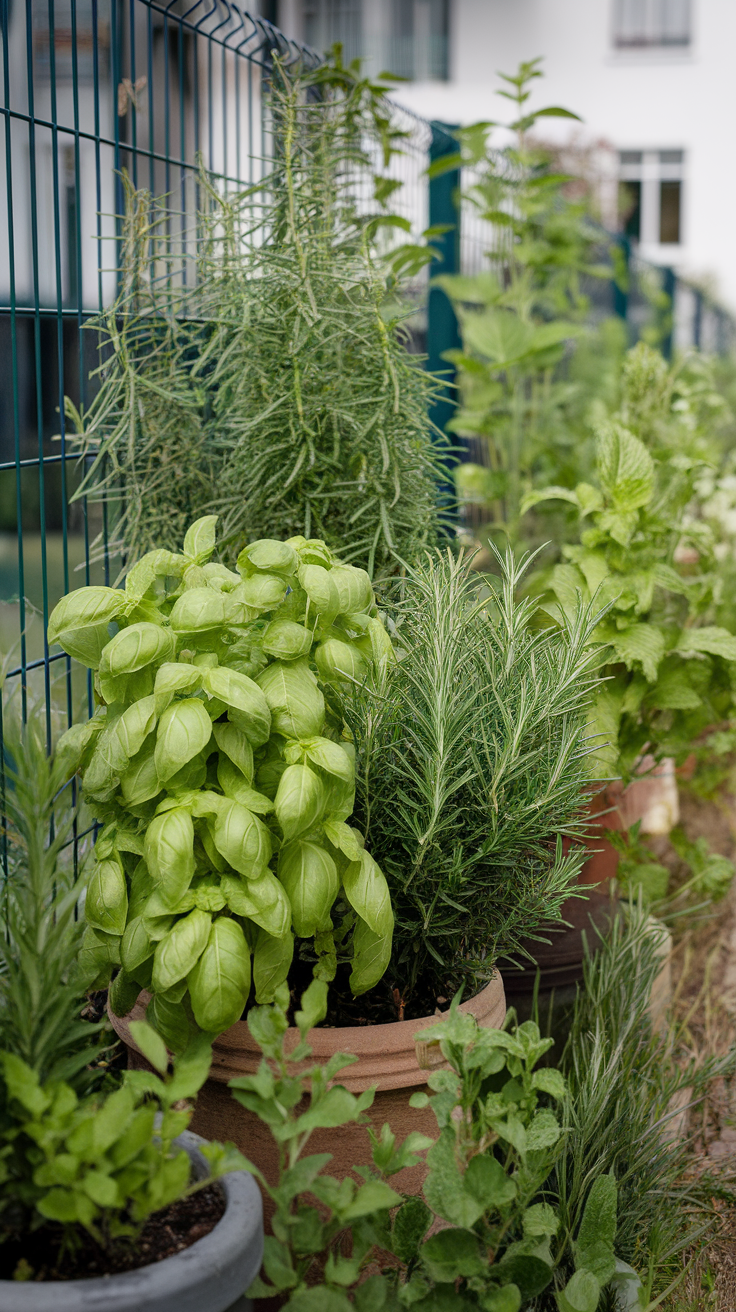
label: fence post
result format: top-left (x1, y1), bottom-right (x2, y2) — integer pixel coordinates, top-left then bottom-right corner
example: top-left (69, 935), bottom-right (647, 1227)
top-left (427, 121), bottom-right (461, 502)
top-left (612, 234), bottom-right (630, 324)
top-left (661, 266), bottom-right (675, 360)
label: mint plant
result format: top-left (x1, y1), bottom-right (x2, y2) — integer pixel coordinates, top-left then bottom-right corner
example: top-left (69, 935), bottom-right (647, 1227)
top-left (47, 517), bottom-right (396, 1048)
top-left (0, 1021), bottom-right (245, 1253)
top-left (523, 410), bottom-right (736, 780)
top-left (229, 985), bottom-right (637, 1312)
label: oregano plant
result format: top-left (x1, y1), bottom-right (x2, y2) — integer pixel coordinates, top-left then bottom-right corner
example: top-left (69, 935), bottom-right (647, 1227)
top-left (48, 517), bottom-right (396, 1049)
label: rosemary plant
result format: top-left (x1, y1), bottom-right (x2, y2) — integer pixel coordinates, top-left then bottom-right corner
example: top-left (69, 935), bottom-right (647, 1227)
top-left (67, 54), bottom-right (447, 578)
top-left (341, 548), bottom-right (604, 1007)
top-left (0, 710), bottom-right (106, 1090)
top-left (198, 56), bottom-right (448, 575)
top-left (67, 176), bottom-right (214, 568)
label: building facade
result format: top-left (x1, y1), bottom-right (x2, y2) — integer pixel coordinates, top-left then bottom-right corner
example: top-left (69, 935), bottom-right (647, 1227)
top-left (271, 0), bottom-right (736, 312)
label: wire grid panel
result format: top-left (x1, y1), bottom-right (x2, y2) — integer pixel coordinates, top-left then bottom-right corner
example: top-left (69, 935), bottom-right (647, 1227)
top-left (0, 0), bottom-right (320, 758)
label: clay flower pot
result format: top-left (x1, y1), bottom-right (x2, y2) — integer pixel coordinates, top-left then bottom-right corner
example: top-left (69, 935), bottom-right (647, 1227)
top-left (110, 974), bottom-right (506, 1205)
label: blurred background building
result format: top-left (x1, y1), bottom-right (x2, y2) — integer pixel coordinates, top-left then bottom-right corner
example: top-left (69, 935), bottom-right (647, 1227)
top-left (269, 0), bottom-right (736, 311)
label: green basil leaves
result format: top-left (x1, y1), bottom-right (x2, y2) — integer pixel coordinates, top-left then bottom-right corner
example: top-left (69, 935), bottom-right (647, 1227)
top-left (48, 518), bottom-right (395, 1043)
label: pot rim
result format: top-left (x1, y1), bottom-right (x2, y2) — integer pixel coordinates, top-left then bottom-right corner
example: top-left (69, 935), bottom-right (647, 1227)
top-left (0, 1131), bottom-right (263, 1312)
top-left (109, 972), bottom-right (507, 1093)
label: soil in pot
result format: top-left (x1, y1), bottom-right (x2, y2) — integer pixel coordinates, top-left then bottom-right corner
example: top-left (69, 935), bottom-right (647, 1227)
top-left (110, 973), bottom-right (506, 1220)
top-left (0, 1182), bottom-right (226, 1283)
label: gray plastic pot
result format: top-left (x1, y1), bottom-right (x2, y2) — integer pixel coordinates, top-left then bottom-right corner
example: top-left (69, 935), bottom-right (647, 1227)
top-left (0, 1130), bottom-right (263, 1312)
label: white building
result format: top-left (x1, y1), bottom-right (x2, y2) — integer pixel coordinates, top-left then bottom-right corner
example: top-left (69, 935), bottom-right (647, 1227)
top-left (274, 0), bottom-right (736, 313)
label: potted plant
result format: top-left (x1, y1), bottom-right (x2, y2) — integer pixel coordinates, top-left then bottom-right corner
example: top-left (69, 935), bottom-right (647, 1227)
top-left (0, 1025), bottom-right (262, 1310)
top-left (0, 717), bottom-right (262, 1309)
top-left (48, 520), bottom-right (603, 1191)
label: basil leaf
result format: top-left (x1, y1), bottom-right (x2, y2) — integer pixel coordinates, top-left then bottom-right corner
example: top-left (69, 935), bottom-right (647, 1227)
top-left (120, 914), bottom-right (154, 973)
top-left (145, 992), bottom-right (191, 1055)
top-left (183, 514), bottom-right (219, 564)
top-left (144, 807), bottom-right (196, 906)
top-left (203, 667), bottom-right (271, 746)
top-left (257, 660), bottom-right (325, 738)
top-left (128, 859), bottom-right (154, 918)
top-left (109, 969), bottom-right (141, 1018)
top-left (152, 908), bottom-right (211, 992)
top-left (120, 737), bottom-right (162, 807)
top-left (329, 565), bottom-right (373, 614)
top-left (298, 563), bottom-right (340, 621)
top-left (239, 573), bottom-right (290, 611)
top-left (188, 917), bottom-right (251, 1033)
top-left (77, 926), bottom-right (120, 988)
top-left (342, 850), bottom-right (394, 938)
top-left (315, 638), bottom-right (367, 684)
top-left (47, 585), bottom-right (127, 666)
top-left (237, 539), bottom-right (298, 576)
top-left (169, 587), bottom-right (228, 635)
top-left (211, 800), bottom-right (272, 878)
top-left (261, 619), bottom-right (313, 661)
top-left (86, 858), bottom-right (128, 935)
top-left (302, 736), bottom-right (354, 783)
top-left (350, 918), bottom-right (392, 996)
top-left (253, 927), bottom-right (294, 1004)
top-left (114, 695), bottom-right (157, 760)
top-left (154, 698), bottom-right (212, 783)
top-left (275, 764), bottom-right (325, 841)
top-left (212, 721), bottom-right (254, 781)
top-left (101, 622), bottom-right (176, 677)
top-left (278, 840), bottom-right (339, 937)
top-left (55, 716), bottom-right (105, 780)
top-left (153, 661), bottom-right (202, 715)
top-left (124, 549), bottom-right (185, 604)
top-left (217, 757), bottom-right (275, 813)
top-left (323, 772), bottom-right (356, 823)
top-left (221, 870), bottom-right (291, 938)
top-left (323, 819), bottom-right (364, 862)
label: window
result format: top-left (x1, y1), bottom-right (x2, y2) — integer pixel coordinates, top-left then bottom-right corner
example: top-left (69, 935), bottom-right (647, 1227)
top-left (302, 0), bottom-right (449, 80)
top-left (618, 149), bottom-right (684, 246)
top-left (613, 0), bottom-right (691, 48)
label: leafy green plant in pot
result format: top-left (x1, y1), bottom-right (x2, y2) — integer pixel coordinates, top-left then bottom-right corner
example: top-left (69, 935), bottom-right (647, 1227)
top-left (339, 546), bottom-right (606, 1024)
top-left (522, 353), bottom-right (736, 866)
top-left (47, 515), bottom-right (396, 1052)
top-left (0, 1022), bottom-right (263, 1307)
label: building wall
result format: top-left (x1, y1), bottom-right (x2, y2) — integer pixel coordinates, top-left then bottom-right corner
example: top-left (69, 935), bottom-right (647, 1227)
top-left (382, 0), bottom-right (736, 311)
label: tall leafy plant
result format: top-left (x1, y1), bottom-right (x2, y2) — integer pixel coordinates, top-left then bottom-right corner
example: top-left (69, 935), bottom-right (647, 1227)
top-left (0, 711), bottom-right (106, 1090)
top-left (523, 352), bottom-right (736, 780)
top-left (341, 548), bottom-right (604, 1007)
top-left (68, 53), bottom-right (447, 578)
top-left (47, 518), bottom-right (396, 1050)
top-left (198, 54), bottom-right (448, 575)
top-left (429, 60), bottom-right (610, 544)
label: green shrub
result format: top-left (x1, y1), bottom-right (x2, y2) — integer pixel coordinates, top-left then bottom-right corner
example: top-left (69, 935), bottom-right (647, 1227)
top-left (231, 978), bottom-right (638, 1312)
top-left (341, 547), bottom-right (604, 1004)
top-left (48, 517), bottom-right (396, 1048)
top-left (0, 1022), bottom-right (244, 1257)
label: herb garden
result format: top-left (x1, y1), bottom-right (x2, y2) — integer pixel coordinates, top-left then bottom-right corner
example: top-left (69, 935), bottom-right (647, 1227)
top-left (4, 7), bottom-right (736, 1311)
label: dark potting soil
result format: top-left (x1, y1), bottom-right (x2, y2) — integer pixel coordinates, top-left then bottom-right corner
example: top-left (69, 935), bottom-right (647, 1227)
top-left (282, 955), bottom-right (467, 1027)
top-left (0, 1182), bottom-right (225, 1283)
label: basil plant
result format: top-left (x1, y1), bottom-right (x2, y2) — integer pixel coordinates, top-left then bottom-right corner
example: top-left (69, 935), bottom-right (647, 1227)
top-left (48, 517), bottom-right (395, 1048)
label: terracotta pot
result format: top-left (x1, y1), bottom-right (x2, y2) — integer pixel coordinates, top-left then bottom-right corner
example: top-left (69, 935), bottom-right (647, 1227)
top-left (110, 974), bottom-right (506, 1208)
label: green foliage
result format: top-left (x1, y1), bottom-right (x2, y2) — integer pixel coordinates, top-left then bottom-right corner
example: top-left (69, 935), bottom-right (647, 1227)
top-left (0, 711), bottom-right (107, 1090)
top-left (432, 60), bottom-right (611, 542)
top-left (68, 53), bottom-right (447, 577)
top-left (0, 1022), bottom-right (246, 1251)
top-left (523, 347), bottom-right (736, 780)
top-left (341, 547), bottom-right (604, 999)
top-left (609, 819), bottom-right (734, 906)
top-left (549, 904), bottom-right (736, 1307)
top-left (47, 517), bottom-right (396, 1046)
top-left (230, 983), bottom-right (629, 1312)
